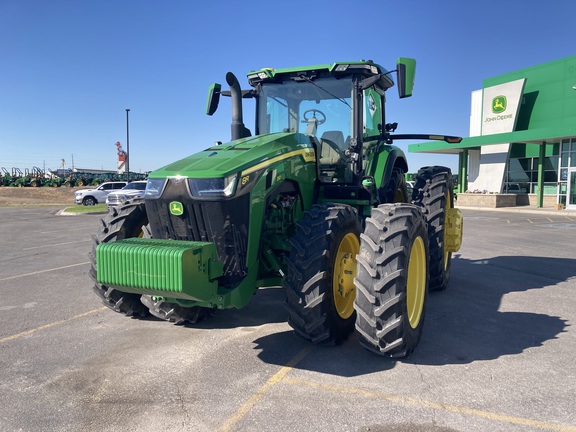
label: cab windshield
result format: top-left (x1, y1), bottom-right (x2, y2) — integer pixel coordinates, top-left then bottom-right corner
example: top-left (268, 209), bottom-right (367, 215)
top-left (257, 77), bottom-right (354, 183)
top-left (257, 77), bottom-right (353, 139)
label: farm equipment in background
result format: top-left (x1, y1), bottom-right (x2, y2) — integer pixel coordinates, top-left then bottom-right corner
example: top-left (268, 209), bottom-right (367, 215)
top-left (28, 167), bottom-right (47, 187)
top-left (90, 58), bottom-right (463, 357)
top-left (0, 166), bottom-right (148, 188)
top-left (1, 167), bottom-right (12, 186)
top-left (11, 168), bottom-right (28, 187)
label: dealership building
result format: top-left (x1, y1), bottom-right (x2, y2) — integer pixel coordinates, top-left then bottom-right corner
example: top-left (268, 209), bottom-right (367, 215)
top-left (409, 54), bottom-right (576, 210)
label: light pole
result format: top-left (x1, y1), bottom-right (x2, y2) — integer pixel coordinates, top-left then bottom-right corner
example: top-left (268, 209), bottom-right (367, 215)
top-left (125, 108), bottom-right (130, 182)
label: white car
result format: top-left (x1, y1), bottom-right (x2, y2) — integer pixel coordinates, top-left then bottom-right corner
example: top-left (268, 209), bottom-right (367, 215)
top-left (74, 181), bottom-right (127, 206)
top-left (106, 181), bottom-right (148, 207)
top-left (406, 180), bottom-right (416, 196)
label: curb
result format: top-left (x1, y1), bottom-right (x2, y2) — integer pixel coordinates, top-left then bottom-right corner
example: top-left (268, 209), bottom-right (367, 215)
top-left (57, 209), bottom-right (108, 216)
top-left (458, 206), bottom-right (575, 217)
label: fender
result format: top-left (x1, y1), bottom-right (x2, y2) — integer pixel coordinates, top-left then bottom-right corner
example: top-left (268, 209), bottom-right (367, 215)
top-left (367, 142), bottom-right (409, 191)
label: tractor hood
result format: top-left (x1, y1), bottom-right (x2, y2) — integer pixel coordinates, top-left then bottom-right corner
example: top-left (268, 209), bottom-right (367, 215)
top-left (148, 132), bottom-right (316, 180)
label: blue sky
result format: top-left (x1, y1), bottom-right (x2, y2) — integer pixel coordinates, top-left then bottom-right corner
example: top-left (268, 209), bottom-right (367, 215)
top-left (1, 0), bottom-right (575, 175)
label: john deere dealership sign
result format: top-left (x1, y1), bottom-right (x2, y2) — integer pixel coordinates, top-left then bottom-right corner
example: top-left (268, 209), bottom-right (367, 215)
top-left (491, 96), bottom-right (507, 114)
top-left (482, 79), bottom-right (525, 135)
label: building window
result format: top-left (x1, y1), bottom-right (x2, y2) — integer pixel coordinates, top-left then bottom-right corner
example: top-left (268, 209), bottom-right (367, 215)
top-left (504, 154), bottom-right (558, 194)
top-left (558, 138), bottom-right (576, 205)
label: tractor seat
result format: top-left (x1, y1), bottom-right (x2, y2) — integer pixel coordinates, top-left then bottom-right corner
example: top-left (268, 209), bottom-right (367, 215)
top-left (319, 131), bottom-right (345, 165)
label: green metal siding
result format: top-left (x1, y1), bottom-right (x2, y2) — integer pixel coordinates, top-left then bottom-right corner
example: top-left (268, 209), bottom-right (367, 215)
top-left (484, 55), bottom-right (576, 132)
top-left (409, 55), bottom-right (576, 154)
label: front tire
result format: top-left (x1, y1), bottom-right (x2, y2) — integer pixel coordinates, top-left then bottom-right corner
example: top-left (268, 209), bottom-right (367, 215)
top-left (354, 204), bottom-right (429, 357)
top-left (89, 201), bottom-right (149, 317)
top-left (284, 204), bottom-right (361, 345)
top-left (140, 295), bottom-right (214, 325)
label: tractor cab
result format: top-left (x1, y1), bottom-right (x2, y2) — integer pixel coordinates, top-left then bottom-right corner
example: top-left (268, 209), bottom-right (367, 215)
top-left (207, 60), bottom-right (416, 201)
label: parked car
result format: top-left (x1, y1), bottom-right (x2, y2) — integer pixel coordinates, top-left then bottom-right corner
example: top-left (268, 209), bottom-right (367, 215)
top-left (74, 181), bottom-right (127, 206)
top-left (406, 180), bottom-right (415, 197)
top-left (106, 181), bottom-right (147, 207)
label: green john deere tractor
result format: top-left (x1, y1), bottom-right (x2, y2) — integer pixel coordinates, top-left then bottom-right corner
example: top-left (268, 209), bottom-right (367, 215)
top-left (91, 58), bottom-right (463, 357)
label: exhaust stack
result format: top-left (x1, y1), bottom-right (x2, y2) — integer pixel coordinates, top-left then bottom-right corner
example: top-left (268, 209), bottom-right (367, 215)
top-left (226, 72), bottom-right (251, 140)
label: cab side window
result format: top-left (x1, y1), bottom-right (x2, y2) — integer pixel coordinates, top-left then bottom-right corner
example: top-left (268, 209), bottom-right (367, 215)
top-left (363, 88), bottom-right (383, 138)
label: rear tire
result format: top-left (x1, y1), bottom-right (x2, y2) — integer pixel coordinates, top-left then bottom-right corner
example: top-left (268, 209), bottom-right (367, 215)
top-left (89, 201), bottom-right (149, 317)
top-left (412, 166), bottom-right (454, 291)
top-left (379, 167), bottom-right (408, 204)
top-left (354, 203), bottom-right (429, 357)
top-left (284, 203), bottom-right (361, 345)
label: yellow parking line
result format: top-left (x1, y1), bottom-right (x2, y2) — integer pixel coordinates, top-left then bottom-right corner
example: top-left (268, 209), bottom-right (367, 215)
top-left (219, 346), bottom-right (576, 432)
top-left (282, 377), bottom-right (576, 432)
top-left (218, 345), bottom-right (315, 432)
top-left (0, 307), bottom-right (107, 344)
top-left (0, 261), bottom-right (90, 282)
top-left (2, 304), bottom-right (574, 432)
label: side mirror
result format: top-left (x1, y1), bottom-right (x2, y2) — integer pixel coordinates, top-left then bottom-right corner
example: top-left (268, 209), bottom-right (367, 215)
top-left (396, 57), bottom-right (416, 99)
top-left (206, 83), bottom-right (222, 116)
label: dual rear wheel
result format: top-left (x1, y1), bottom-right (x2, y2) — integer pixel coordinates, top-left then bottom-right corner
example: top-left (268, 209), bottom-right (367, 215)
top-left (412, 166), bottom-right (457, 292)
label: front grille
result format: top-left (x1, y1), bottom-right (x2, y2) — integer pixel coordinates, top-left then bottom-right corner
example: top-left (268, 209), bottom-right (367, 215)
top-left (146, 180), bottom-right (249, 289)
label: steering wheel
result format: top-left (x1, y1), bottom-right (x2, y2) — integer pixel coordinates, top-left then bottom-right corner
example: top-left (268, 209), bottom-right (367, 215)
top-left (302, 109), bottom-right (326, 125)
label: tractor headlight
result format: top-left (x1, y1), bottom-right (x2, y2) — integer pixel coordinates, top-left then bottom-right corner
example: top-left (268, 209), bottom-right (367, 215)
top-left (188, 174), bottom-right (237, 198)
top-left (145, 178), bottom-right (166, 199)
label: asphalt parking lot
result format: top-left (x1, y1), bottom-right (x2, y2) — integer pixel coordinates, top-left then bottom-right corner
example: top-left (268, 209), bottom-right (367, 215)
top-left (1, 206), bottom-right (575, 432)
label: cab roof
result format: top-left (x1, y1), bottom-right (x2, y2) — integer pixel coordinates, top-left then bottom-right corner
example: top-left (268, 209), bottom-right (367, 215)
top-left (247, 60), bottom-right (394, 89)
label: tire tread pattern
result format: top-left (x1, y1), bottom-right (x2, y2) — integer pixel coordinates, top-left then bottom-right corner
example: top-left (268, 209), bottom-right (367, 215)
top-left (412, 166), bottom-right (453, 291)
top-left (90, 201), bottom-right (149, 317)
top-left (284, 203), bottom-right (360, 345)
top-left (354, 203), bottom-right (429, 357)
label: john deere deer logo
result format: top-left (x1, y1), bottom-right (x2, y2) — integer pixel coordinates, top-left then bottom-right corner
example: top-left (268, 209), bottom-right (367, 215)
top-left (169, 201), bottom-right (184, 216)
top-left (492, 96), bottom-right (507, 114)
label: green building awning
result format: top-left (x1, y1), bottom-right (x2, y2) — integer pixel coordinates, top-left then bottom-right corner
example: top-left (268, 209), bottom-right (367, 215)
top-left (408, 124), bottom-right (576, 155)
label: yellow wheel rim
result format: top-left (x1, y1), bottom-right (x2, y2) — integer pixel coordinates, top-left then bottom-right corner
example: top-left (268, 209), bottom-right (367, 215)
top-left (394, 187), bottom-right (405, 202)
top-left (406, 236), bottom-right (426, 329)
top-left (333, 232), bottom-right (359, 319)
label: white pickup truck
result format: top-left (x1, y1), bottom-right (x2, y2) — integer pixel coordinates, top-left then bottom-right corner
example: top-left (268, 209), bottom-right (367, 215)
top-left (105, 181), bottom-right (148, 207)
top-left (74, 181), bottom-right (127, 206)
